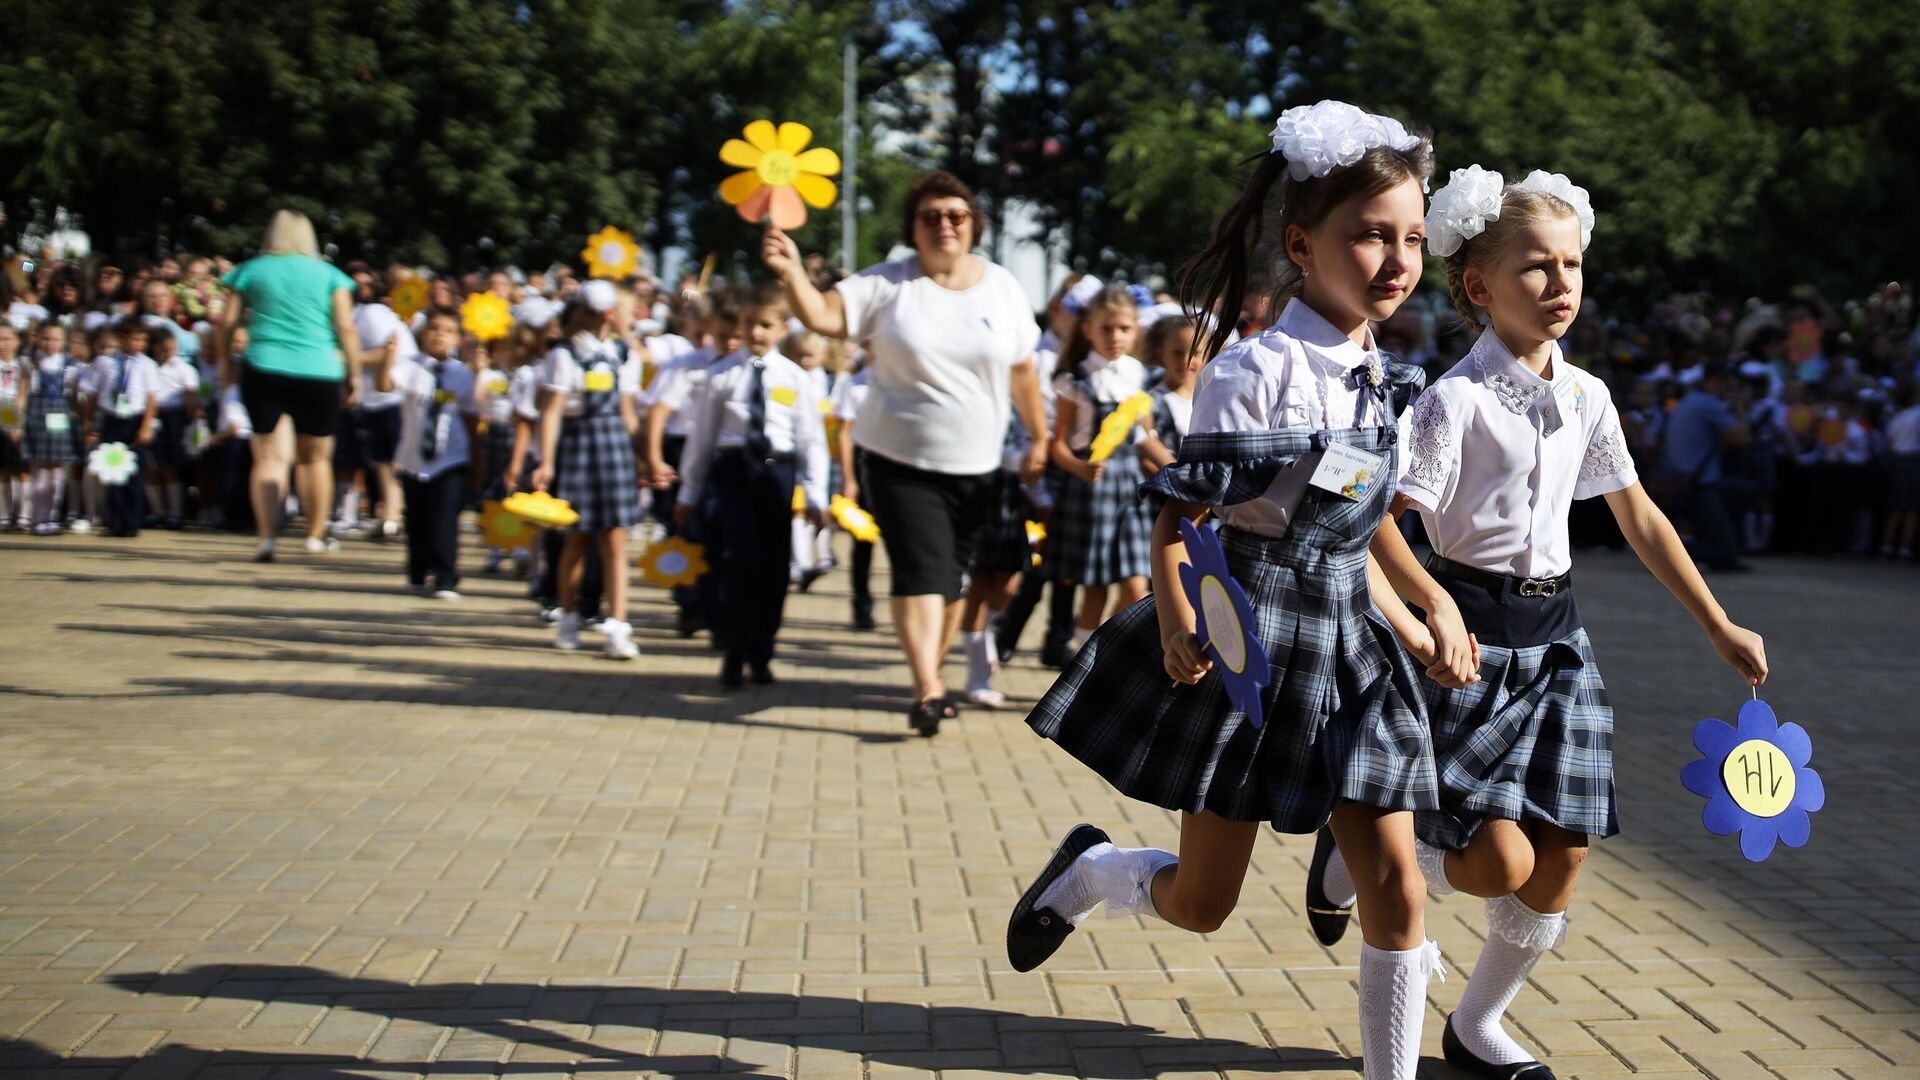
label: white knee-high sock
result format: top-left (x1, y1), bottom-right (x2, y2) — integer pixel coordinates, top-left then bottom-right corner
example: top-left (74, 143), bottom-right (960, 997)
top-left (1035, 842), bottom-right (1179, 925)
top-left (1416, 840), bottom-right (1455, 896)
top-left (1453, 894), bottom-right (1564, 1065)
top-left (34, 468), bottom-right (65, 526)
top-left (29, 470), bottom-right (53, 525)
top-left (1324, 845), bottom-right (1357, 908)
top-left (5, 475), bottom-right (23, 523)
top-left (1359, 940), bottom-right (1446, 1080)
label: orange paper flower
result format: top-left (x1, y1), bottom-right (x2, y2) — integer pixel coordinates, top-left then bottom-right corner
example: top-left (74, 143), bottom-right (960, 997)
top-left (719, 120), bottom-right (841, 230)
top-left (582, 226), bottom-right (639, 280)
top-left (388, 277), bottom-right (430, 321)
top-left (637, 536), bottom-right (709, 589)
top-left (460, 292), bottom-right (512, 342)
top-left (480, 499), bottom-right (538, 553)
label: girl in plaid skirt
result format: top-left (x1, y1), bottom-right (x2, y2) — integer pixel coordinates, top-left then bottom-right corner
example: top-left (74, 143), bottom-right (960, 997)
top-left (1317, 168), bottom-right (1770, 1080)
top-left (21, 324), bottom-right (79, 534)
top-left (1009, 102), bottom-right (1480, 1080)
top-left (531, 280), bottom-right (644, 661)
top-left (1046, 284), bottom-right (1155, 653)
top-left (0, 325), bottom-right (24, 529)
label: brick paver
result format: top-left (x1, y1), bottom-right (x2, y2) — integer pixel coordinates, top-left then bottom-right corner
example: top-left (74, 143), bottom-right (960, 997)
top-left (0, 529), bottom-right (1914, 1078)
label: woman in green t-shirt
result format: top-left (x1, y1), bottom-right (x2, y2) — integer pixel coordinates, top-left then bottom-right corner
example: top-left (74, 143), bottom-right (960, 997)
top-left (214, 210), bottom-right (365, 562)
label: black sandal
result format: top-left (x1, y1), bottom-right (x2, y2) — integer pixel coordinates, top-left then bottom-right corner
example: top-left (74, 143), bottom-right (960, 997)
top-left (908, 699), bottom-right (944, 737)
top-left (1442, 1013), bottom-right (1556, 1080)
top-left (1304, 825), bottom-right (1353, 946)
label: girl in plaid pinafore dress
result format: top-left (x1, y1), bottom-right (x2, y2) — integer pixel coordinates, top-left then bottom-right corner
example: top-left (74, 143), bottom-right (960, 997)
top-left (1313, 168), bottom-right (1769, 1080)
top-left (533, 283), bottom-right (644, 660)
top-left (22, 327), bottom-right (80, 533)
top-left (1006, 103), bottom-right (1473, 1080)
top-left (1047, 285), bottom-right (1155, 652)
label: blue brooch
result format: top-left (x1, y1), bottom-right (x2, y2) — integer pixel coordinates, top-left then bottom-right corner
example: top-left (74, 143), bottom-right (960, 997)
top-left (1681, 697), bottom-right (1824, 862)
top-left (1176, 518), bottom-right (1271, 727)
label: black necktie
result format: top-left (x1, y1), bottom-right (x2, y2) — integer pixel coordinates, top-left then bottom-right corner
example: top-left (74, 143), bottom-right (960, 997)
top-left (422, 360), bottom-right (446, 461)
top-left (745, 359), bottom-right (770, 458)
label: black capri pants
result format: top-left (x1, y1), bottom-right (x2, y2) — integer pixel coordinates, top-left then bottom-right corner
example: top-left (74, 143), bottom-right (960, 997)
top-left (858, 449), bottom-right (996, 602)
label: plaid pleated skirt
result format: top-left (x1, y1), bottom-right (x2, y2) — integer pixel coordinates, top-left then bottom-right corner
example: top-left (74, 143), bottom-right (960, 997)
top-left (971, 470), bottom-right (1035, 574)
top-left (22, 398), bottom-right (76, 464)
top-left (1048, 450), bottom-right (1153, 586)
top-left (482, 423), bottom-right (516, 495)
top-left (553, 411), bottom-right (642, 531)
top-left (1415, 625), bottom-right (1617, 850)
top-left (1027, 526), bottom-right (1438, 832)
top-left (149, 406), bottom-right (193, 468)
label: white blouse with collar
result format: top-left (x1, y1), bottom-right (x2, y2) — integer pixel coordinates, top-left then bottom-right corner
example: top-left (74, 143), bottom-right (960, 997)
top-left (1398, 331), bottom-right (1637, 579)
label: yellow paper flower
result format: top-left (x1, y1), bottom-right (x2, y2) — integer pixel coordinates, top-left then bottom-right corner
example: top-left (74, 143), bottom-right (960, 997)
top-left (792, 484), bottom-right (807, 512)
top-left (461, 292), bottom-right (512, 342)
top-left (638, 536), bottom-right (709, 588)
top-left (480, 500), bottom-right (538, 552)
top-left (1088, 393), bottom-right (1154, 463)
top-left (582, 226), bottom-right (639, 280)
top-left (830, 494), bottom-right (879, 543)
top-left (0, 401), bottom-right (20, 431)
top-left (388, 277), bottom-right (430, 321)
top-left (719, 120), bottom-right (842, 231)
top-left (501, 490), bottom-right (580, 529)
top-left (1026, 519), bottom-right (1046, 566)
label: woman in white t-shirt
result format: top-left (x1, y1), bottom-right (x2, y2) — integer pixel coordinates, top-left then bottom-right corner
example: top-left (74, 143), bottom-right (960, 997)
top-left (764, 170), bottom-right (1051, 735)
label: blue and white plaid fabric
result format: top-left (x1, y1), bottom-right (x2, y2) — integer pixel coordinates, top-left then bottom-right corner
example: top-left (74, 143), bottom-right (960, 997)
top-left (1028, 420), bottom-right (1437, 832)
top-left (1415, 626), bottom-right (1618, 849)
top-left (23, 395), bottom-right (77, 464)
top-left (553, 412), bottom-right (642, 531)
top-left (1048, 449), bottom-right (1152, 586)
top-left (971, 469), bottom-right (1036, 574)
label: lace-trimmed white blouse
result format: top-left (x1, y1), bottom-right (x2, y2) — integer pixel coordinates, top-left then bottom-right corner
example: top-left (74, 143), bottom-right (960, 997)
top-left (1397, 332), bottom-right (1637, 579)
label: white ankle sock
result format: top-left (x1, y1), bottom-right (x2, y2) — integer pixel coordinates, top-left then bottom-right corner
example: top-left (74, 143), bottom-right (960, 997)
top-left (1454, 895), bottom-right (1565, 1066)
top-left (1324, 845), bottom-right (1357, 908)
top-left (965, 630), bottom-right (998, 693)
top-left (1358, 940), bottom-right (1445, 1080)
top-left (1036, 842), bottom-right (1178, 926)
top-left (1416, 840), bottom-right (1454, 896)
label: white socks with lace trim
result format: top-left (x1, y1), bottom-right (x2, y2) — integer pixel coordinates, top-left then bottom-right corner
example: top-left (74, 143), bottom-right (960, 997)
top-left (1359, 940), bottom-right (1446, 1080)
top-left (1453, 894), bottom-right (1566, 1065)
top-left (1415, 840), bottom-right (1455, 896)
top-left (1035, 842), bottom-right (1179, 926)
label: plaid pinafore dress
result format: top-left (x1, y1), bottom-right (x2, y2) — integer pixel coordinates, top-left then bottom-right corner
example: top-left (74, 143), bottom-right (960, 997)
top-left (23, 358), bottom-right (78, 465)
top-left (1047, 372), bottom-right (1154, 586)
top-left (1026, 366), bottom-right (1437, 832)
top-left (552, 341), bottom-right (642, 531)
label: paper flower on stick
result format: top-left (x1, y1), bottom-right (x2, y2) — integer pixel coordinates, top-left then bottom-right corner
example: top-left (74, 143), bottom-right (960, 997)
top-left (1682, 697), bottom-right (1824, 862)
top-left (1088, 393), bottom-right (1154, 463)
top-left (638, 536), bottom-right (708, 589)
top-left (831, 494), bottom-right (880, 543)
top-left (719, 120), bottom-right (841, 230)
top-left (582, 226), bottom-right (639, 280)
top-left (479, 500), bottom-right (538, 553)
top-left (88, 442), bottom-right (137, 486)
top-left (388, 278), bottom-right (430, 322)
top-left (1177, 518), bottom-right (1270, 727)
top-left (460, 292), bottom-right (513, 342)
top-left (0, 401), bottom-right (20, 431)
top-left (1026, 519), bottom-right (1047, 566)
top-left (501, 490), bottom-right (579, 529)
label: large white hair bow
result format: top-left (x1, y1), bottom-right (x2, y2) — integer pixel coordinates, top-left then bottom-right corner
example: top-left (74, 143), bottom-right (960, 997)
top-left (1425, 165), bottom-right (1507, 258)
top-left (1514, 170), bottom-right (1595, 250)
top-left (1269, 100), bottom-right (1425, 186)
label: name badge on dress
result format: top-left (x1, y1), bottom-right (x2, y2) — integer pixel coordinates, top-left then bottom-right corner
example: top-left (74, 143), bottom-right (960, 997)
top-left (44, 411), bottom-right (70, 435)
top-left (582, 370), bottom-right (615, 393)
top-left (1307, 440), bottom-right (1386, 501)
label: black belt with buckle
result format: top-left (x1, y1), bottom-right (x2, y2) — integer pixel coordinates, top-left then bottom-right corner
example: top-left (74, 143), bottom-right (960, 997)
top-left (717, 446), bottom-right (795, 465)
top-left (1426, 554), bottom-right (1571, 599)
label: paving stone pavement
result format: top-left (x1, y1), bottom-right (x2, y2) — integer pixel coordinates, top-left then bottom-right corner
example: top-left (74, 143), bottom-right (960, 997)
top-left (0, 528), bottom-right (1914, 1079)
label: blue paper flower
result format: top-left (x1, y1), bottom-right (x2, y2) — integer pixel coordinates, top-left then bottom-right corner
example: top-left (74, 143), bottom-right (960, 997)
top-left (1176, 518), bottom-right (1270, 728)
top-left (1680, 698), bottom-right (1824, 862)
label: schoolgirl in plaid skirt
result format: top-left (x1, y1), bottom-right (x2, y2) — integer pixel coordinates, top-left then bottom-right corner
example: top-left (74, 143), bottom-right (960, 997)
top-left (532, 281), bottom-right (644, 661)
top-left (1006, 105), bottom-right (1470, 1080)
top-left (1317, 167), bottom-right (1769, 1080)
top-left (1046, 285), bottom-right (1155, 651)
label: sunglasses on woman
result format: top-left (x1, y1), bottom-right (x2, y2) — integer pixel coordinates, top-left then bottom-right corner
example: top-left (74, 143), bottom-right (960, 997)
top-left (916, 208), bottom-right (972, 229)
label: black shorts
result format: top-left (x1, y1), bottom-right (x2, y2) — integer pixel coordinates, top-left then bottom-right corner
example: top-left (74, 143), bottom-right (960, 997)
top-left (858, 450), bottom-right (996, 601)
top-left (242, 367), bottom-right (343, 439)
top-left (359, 403), bottom-right (403, 464)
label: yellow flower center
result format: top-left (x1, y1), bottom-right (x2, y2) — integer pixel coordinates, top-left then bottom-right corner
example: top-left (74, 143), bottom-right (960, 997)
top-left (1722, 738), bottom-right (1796, 818)
top-left (756, 150), bottom-right (800, 187)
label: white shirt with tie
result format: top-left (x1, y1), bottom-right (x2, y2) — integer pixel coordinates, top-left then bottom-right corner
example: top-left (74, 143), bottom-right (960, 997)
top-left (675, 347), bottom-right (829, 511)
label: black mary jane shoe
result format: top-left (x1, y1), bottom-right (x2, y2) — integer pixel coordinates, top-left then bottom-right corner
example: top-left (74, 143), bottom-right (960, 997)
top-left (1304, 825), bottom-right (1354, 947)
top-left (1006, 823), bottom-right (1110, 973)
top-left (1442, 1013), bottom-right (1556, 1080)
top-left (908, 699), bottom-right (944, 737)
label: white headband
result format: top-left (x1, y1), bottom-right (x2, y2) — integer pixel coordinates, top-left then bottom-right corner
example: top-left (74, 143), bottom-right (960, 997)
top-left (1269, 100), bottom-right (1425, 186)
top-left (1426, 165), bottom-right (1596, 258)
